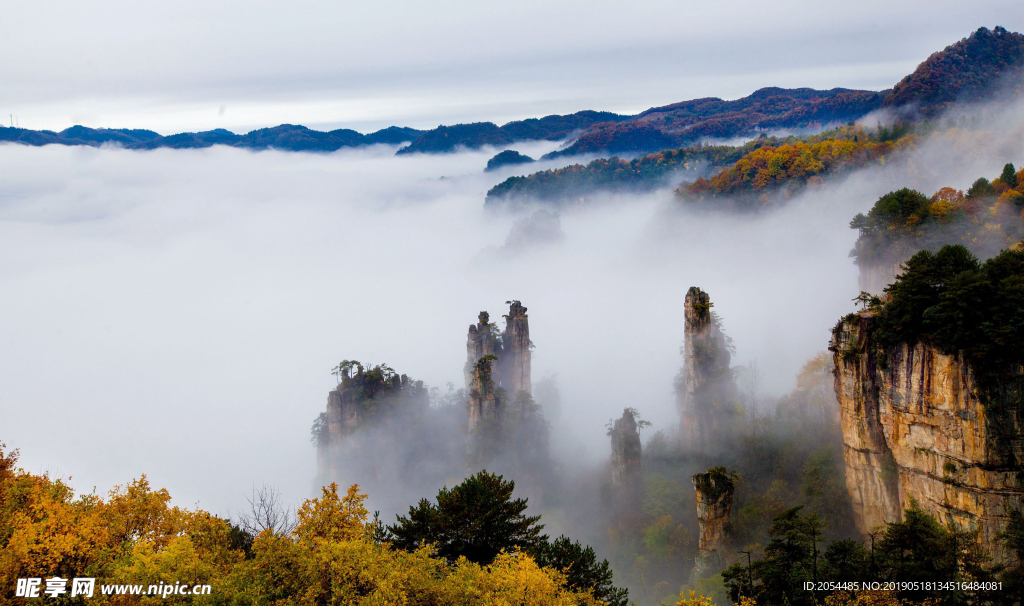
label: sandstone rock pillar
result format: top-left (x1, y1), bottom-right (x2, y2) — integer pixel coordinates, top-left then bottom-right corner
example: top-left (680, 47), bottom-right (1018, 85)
top-left (501, 301), bottom-right (532, 398)
top-left (610, 408), bottom-right (643, 517)
top-left (468, 354), bottom-right (499, 433)
top-left (692, 468), bottom-right (735, 577)
top-left (466, 311), bottom-right (500, 390)
top-left (678, 286), bottom-right (735, 452)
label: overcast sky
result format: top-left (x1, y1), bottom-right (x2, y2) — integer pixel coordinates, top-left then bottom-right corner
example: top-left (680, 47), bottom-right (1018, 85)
top-left (2, 1), bottom-right (1023, 134)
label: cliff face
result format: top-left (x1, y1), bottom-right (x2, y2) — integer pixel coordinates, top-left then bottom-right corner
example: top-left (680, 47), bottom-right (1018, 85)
top-left (677, 286), bottom-right (738, 452)
top-left (831, 314), bottom-right (1023, 561)
top-left (858, 260), bottom-right (903, 296)
top-left (692, 469), bottom-right (734, 576)
top-left (325, 389), bottom-right (358, 443)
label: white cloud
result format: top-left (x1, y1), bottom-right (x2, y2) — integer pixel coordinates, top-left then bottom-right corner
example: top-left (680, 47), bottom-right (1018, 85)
top-left (2, 97), bottom-right (1023, 518)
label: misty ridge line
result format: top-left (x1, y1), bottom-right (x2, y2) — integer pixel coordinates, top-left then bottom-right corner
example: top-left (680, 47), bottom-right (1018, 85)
top-left (3, 25), bottom-right (1020, 164)
top-left (0, 25), bottom-right (1011, 161)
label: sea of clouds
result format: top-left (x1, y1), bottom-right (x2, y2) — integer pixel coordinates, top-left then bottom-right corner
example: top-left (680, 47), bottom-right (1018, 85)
top-left (2, 104), bottom-right (1023, 517)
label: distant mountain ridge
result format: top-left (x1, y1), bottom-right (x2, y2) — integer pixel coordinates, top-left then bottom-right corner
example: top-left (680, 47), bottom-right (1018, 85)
top-left (883, 26), bottom-right (1024, 115)
top-left (395, 110), bottom-right (628, 154)
top-left (541, 87), bottom-right (887, 158)
top-left (2, 27), bottom-right (1020, 158)
top-left (0, 123), bottom-right (425, 152)
top-left (481, 26), bottom-right (1024, 208)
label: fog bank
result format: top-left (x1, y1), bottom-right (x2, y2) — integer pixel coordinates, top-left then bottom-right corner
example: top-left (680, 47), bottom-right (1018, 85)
top-left (2, 109), bottom-right (1023, 517)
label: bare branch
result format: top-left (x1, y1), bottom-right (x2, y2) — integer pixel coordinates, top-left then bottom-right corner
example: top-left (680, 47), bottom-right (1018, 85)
top-left (237, 484), bottom-right (296, 537)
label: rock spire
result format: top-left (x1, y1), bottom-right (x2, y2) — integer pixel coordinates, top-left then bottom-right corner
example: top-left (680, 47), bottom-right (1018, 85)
top-left (609, 408), bottom-right (644, 516)
top-left (677, 286), bottom-right (738, 452)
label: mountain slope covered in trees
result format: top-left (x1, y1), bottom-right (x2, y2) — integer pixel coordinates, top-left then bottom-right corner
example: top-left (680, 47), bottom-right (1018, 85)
top-left (542, 87), bottom-right (886, 159)
top-left (395, 111), bottom-right (628, 154)
top-left (883, 26), bottom-right (1024, 115)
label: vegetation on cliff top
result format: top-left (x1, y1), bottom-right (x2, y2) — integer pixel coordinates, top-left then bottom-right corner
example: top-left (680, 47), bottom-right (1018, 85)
top-left (692, 466), bottom-right (737, 499)
top-left (311, 361), bottom-right (429, 447)
top-left (331, 360), bottom-right (425, 400)
top-left (870, 244), bottom-right (1024, 378)
top-left (850, 164), bottom-right (1024, 268)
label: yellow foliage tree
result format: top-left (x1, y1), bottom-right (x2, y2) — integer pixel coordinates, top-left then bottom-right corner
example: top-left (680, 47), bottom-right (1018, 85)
top-left (2, 442), bottom-right (604, 605)
top-left (676, 589), bottom-right (715, 606)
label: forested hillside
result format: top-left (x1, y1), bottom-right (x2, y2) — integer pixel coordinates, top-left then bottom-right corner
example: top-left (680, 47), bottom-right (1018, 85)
top-left (544, 88), bottom-right (885, 158)
top-left (883, 26), bottom-right (1024, 115)
top-left (484, 137), bottom-right (781, 206)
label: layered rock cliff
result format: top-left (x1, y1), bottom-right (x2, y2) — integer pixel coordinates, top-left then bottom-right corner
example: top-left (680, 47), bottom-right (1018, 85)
top-left (692, 468), bottom-right (735, 577)
top-left (830, 313), bottom-right (1023, 561)
top-left (677, 286), bottom-right (740, 452)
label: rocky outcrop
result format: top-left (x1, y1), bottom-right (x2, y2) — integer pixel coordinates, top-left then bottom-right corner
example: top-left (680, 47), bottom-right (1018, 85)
top-left (466, 311), bottom-right (500, 391)
top-left (609, 408), bottom-right (644, 517)
top-left (465, 302), bottom-right (533, 430)
top-left (325, 389), bottom-right (358, 442)
top-left (830, 313), bottom-right (1023, 561)
top-left (317, 363), bottom-right (429, 477)
top-left (692, 468), bottom-right (735, 576)
top-left (465, 301), bottom-right (536, 461)
top-left (677, 286), bottom-right (739, 452)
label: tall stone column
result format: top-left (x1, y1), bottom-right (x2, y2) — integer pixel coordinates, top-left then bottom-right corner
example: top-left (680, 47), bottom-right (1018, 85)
top-left (466, 311), bottom-right (500, 391)
top-left (677, 286), bottom-right (735, 452)
top-left (501, 300), bottom-right (532, 398)
top-left (468, 354), bottom-right (499, 432)
top-left (610, 408), bottom-right (643, 518)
